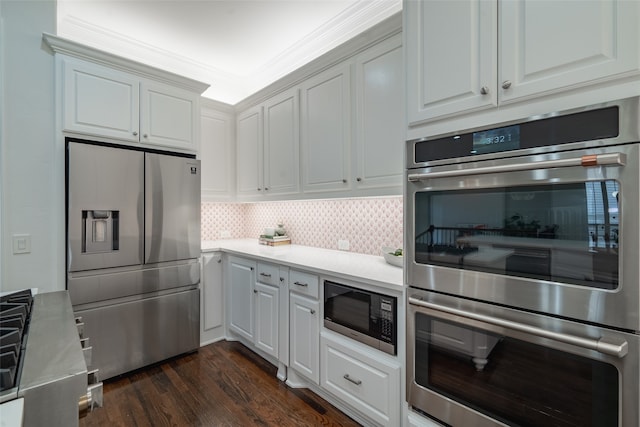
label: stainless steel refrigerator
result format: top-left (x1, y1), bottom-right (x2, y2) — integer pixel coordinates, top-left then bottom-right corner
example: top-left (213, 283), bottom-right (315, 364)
top-left (66, 140), bottom-right (200, 380)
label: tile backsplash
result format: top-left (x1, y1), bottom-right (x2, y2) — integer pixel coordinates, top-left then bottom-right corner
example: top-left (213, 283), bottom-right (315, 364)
top-left (202, 196), bottom-right (403, 256)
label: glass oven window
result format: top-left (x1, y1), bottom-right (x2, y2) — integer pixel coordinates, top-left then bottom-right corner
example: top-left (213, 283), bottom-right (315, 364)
top-left (414, 181), bottom-right (619, 289)
top-left (414, 312), bottom-right (619, 426)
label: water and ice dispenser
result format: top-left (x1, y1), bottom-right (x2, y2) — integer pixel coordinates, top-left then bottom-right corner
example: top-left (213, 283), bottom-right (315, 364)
top-left (82, 210), bottom-right (119, 253)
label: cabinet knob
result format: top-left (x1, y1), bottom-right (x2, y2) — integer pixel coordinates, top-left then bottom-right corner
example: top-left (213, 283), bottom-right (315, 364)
top-left (264, 187), bottom-right (269, 191)
top-left (133, 131), bottom-right (138, 136)
top-left (257, 188), bottom-right (262, 191)
top-left (279, 277), bottom-right (284, 282)
top-left (501, 80), bottom-right (512, 89)
top-left (356, 177), bottom-right (362, 182)
top-left (253, 289), bottom-right (258, 294)
top-left (480, 86), bottom-right (490, 95)
top-left (143, 134), bottom-right (148, 138)
top-left (342, 179), bottom-right (347, 184)
top-left (310, 309), bottom-right (316, 315)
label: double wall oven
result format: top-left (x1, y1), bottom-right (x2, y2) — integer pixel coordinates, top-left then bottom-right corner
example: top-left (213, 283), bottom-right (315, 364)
top-left (405, 98), bottom-right (640, 426)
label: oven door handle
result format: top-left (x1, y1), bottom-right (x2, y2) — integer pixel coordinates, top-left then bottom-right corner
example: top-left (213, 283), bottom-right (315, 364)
top-left (408, 152), bottom-right (626, 181)
top-left (408, 296), bottom-right (629, 358)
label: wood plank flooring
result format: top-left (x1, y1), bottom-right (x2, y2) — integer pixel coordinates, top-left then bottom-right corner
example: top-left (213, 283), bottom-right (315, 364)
top-left (80, 340), bottom-right (362, 427)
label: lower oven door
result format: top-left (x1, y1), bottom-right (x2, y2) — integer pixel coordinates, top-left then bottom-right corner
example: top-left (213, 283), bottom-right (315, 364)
top-left (407, 289), bottom-right (639, 427)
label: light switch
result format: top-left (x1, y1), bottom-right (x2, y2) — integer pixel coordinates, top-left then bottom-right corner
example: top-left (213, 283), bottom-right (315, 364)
top-left (12, 234), bottom-right (31, 254)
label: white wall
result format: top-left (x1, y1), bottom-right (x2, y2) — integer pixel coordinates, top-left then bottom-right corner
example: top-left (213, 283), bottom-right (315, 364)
top-left (0, 1), bottom-right (62, 294)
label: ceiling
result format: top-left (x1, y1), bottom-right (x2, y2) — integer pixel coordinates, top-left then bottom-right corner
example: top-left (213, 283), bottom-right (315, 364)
top-left (56, 0), bottom-right (402, 105)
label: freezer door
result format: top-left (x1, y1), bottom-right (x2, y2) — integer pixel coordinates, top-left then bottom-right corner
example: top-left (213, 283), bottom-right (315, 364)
top-left (67, 142), bottom-right (143, 272)
top-left (145, 153), bottom-right (201, 264)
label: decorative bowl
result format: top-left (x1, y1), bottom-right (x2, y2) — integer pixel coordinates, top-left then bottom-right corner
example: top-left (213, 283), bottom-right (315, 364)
top-left (382, 246), bottom-right (403, 268)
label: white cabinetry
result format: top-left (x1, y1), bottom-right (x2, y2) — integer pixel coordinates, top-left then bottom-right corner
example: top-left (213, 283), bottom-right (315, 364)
top-left (254, 263), bottom-right (281, 359)
top-left (227, 256), bottom-right (256, 341)
top-left (406, 0), bottom-right (640, 126)
top-left (59, 54), bottom-right (204, 152)
top-left (236, 105), bottom-right (263, 196)
top-left (353, 34), bottom-right (404, 193)
top-left (200, 101), bottom-right (235, 200)
top-left (288, 270), bottom-right (320, 386)
top-left (201, 252), bottom-right (224, 345)
top-left (300, 63), bottom-right (352, 194)
top-left (236, 89), bottom-right (299, 199)
top-left (321, 332), bottom-right (401, 427)
top-left (62, 57), bottom-right (139, 142)
top-left (227, 256), bottom-right (287, 378)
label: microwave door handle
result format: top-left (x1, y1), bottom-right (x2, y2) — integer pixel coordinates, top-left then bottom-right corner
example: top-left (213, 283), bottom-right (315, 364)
top-left (408, 296), bottom-right (628, 358)
top-left (408, 152), bottom-right (626, 181)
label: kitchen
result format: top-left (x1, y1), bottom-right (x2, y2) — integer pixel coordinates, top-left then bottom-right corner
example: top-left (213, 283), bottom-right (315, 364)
top-left (1, 0), bottom-right (639, 426)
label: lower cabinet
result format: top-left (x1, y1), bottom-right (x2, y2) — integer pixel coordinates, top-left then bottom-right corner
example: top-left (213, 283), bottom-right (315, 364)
top-left (227, 256), bottom-right (256, 341)
top-left (321, 332), bottom-right (401, 427)
top-left (201, 252), bottom-right (224, 345)
top-left (289, 292), bottom-right (320, 384)
top-left (288, 269), bottom-right (321, 384)
top-left (225, 257), bottom-right (402, 426)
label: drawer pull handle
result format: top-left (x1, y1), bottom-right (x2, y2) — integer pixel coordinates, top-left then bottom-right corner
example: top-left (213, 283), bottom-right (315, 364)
top-left (343, 374), bottom-right (362, 386)
top-left (260, 272), bottom-right (272, 278)
top-left (294, 281), bottom-right (308, 287)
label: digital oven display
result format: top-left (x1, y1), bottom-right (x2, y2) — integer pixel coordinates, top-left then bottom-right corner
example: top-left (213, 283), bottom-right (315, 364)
top-left (472, 124), bottom-right (520, 155)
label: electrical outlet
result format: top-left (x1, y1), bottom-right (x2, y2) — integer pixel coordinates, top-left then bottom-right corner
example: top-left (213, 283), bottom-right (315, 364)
top-left (338, 239), bottom-right (350, 251)
top-left (12, 234), bottom-right (31, 254)
top-left (220, 230), bottom-right (231, 238)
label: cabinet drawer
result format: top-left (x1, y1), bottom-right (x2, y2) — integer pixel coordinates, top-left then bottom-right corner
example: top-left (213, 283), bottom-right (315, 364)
top-left (289, 270), bottom-right (319, 298)
top-left (321, 334), bottom-right (400, 426)
top-left (257, 262), bottom-right (280, 287)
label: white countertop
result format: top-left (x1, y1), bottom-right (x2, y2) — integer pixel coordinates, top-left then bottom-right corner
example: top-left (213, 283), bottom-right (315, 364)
top-left (202, 239), bottom-right (403, 291)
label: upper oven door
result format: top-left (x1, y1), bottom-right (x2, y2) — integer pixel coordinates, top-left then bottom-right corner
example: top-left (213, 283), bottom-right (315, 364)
top-left (406, 143), bottom-right (640, 331)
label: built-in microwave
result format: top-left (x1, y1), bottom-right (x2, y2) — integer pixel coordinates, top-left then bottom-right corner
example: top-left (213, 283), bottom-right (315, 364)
top-left (323, 280), bottom-right (397, 355)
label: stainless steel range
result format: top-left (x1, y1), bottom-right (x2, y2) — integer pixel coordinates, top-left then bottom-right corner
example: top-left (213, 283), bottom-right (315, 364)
top-left (405, 97), bottom-right (640, 426)
top-left (0, 290), bottom-right (102, 426)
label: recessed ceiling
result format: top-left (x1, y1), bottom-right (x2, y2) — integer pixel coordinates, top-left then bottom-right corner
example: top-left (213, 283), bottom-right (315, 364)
top-left (57, 0), bottom-right (402, 104)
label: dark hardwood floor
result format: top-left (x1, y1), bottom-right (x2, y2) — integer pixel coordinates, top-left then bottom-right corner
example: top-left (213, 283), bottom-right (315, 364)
top-left (80, 340), bottom-right (362, 427)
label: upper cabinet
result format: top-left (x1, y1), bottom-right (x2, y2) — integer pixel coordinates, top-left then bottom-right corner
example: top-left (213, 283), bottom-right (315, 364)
top-left (45, 34), bottom-right (208, 153)
top-left (353, 34), bottom-right (403, 193)
top-left (201, 100), bottom-right (235, 201)
top-left (406, 0), bottom-right (640, 127)
top-left (236, 88), bottom-right (299, 199)
top-left (300, 63), bottom-right (352, 195)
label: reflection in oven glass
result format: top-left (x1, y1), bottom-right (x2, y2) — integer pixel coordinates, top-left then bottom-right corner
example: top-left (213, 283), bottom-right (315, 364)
top-left (414, 314), bottom-right (618, 427)
top-left (414, 181), bottom-right (620, 290)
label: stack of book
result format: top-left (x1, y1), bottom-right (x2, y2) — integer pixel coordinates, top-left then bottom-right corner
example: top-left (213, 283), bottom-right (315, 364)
top-left (259, 235), bottom-right (291, 246)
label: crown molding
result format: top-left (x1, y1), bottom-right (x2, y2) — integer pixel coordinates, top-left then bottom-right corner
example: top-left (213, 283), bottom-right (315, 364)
top-left (234, 11), bottom-right (402, 111)
top-left (42, 31), bottom-right (210, 94)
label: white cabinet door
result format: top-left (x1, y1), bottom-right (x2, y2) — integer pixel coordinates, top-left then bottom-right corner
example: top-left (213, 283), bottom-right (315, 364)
top-left (228, 257), bottom-right (256, 341)
top-left (301, 63), bottom-right (351, 194)
top-left (353, 34), bottom-right (404, 192)
top-left (499, 0), bottom-right (640, 104)
top-left (200, 105), bottom-right (235, 200)
top-left (201, 252), bottom-right (224, 345)
top-left (289, 292), bottom-right (320, 384)
top-left (406, 0), bottom-right (640, 126)
top-left (405, 0), bottom-right (497, 125)
top-left (140, 80), bottom-right (199, 151)
top-left (62, 56), bottom-right (140, 141)
top-left (254, 282), bottom-right (279, 358)
top-left (236, 106), bottom-right (263, 196)
top-left (263, 88), bottom-right (300, 195)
